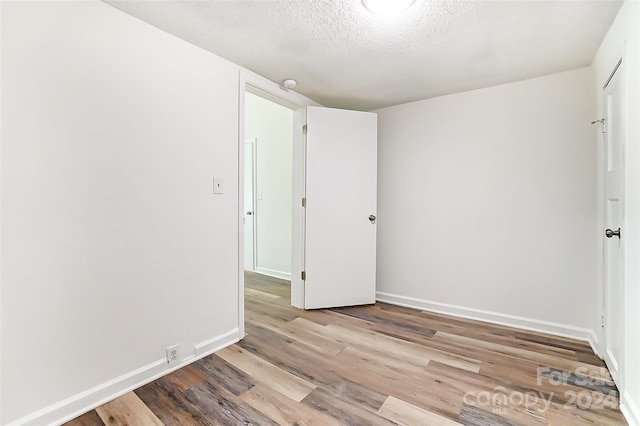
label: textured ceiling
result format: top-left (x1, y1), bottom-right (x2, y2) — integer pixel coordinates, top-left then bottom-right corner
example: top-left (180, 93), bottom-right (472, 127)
top-left (106, 0), bottom-right (623, 111)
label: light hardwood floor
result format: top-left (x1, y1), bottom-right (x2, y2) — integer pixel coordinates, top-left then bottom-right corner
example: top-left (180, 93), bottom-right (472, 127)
top-left (66, 272), bottom-right (627, 425)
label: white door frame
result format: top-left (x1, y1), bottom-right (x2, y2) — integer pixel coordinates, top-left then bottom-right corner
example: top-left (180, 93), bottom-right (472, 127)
top-left (600, 58), bottom-right (625, 381)
top-left (244, 139), bottom-right (257, 271)
top-left (237, 69), bottom-right (319, 335)
top-left (594, 44), bottom-right (640, 422)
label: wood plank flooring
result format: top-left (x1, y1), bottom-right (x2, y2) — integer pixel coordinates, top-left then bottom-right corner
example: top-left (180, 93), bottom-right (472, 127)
top-left (65, 272), bottom-right (627, 425)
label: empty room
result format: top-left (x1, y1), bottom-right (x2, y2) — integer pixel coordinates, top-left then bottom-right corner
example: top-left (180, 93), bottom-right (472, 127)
top-left (1, 1), bottom-right (639, 425)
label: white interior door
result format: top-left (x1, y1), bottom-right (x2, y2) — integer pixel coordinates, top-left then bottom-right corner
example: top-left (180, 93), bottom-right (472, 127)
top-left (602, 61), bottom-right (624, 381)
top-left (244, 139), bottom-right (256, 270)
top-left (303, 106), bottom-right (377, 309)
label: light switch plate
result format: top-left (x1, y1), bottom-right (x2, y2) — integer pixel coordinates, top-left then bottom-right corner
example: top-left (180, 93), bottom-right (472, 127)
top-left (213, 176), bottom-right (224, 194)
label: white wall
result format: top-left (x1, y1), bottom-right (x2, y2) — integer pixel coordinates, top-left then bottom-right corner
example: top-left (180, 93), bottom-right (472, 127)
top-left (1, 2), bottom-right (242, 424)
top-left (593, 2), bottom-right (640, 424)
top-left (245, 92), bottom-right (293, 280)
top-left (375, 68), bottom-right (598, 340)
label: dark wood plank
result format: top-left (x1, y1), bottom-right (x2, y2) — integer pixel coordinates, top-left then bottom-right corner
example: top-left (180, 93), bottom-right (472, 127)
top-left (192, 353), bottom-right (257, 397)
top-left (538, 366), bottom-right (619, 397)
top-left (184, 379), bottom-right (280, 426)
top-left (135, 381), bottom-right (214, 426)
top-left (458, 403), bottom-right (520, 426)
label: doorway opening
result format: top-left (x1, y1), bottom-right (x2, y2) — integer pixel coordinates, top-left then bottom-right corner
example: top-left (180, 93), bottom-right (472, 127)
top-left (243, 91), bottom-right (294, 282)
top-left (237, 74), bottom-right (377, 335)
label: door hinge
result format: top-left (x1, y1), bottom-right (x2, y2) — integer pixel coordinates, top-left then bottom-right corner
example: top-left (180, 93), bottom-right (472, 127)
top-left (301, 271), bottom-right (306, 280)
top-left (301, 197), bottom-right (306, 207)
top-left (303, 124), bottom-right (307, 135)
top-left (601, 314), bottom-right (605, 328)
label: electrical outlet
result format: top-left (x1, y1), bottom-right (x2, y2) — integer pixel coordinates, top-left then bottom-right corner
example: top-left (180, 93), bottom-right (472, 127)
top-left (166, 345), bottom-right (179, 366)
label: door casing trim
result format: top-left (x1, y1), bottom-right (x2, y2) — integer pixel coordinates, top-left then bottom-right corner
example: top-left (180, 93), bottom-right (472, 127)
top-left (237, 69), bottom-right (320, 333)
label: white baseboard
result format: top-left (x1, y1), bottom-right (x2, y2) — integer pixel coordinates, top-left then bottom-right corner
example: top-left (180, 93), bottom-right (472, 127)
top-left (376, 291), bottom-right (598, 346)
top-left (9, 328), bottom-right (241, 426)
top-left (255, 267), bottom-right (291, 281)
top-left (621, 391), bottom-right (640, 426)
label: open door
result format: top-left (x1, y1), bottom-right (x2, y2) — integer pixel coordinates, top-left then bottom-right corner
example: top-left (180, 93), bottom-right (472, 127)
top-left (301, 106), bottom-right (377, 309)
top-left (602, 60), bottom-right (624, 381)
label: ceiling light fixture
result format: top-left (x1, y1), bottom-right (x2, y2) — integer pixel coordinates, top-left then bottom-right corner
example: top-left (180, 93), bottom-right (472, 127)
top-left (362, 0), bottom-right (416, 16)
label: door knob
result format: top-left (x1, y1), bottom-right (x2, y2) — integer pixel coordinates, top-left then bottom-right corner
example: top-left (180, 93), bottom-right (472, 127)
top-left (369, 215), bottom-right (376, 223)
top-left (246, 211), bottom-right (253, 215)
top-left (605, 228), bottom-right (621, 238)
